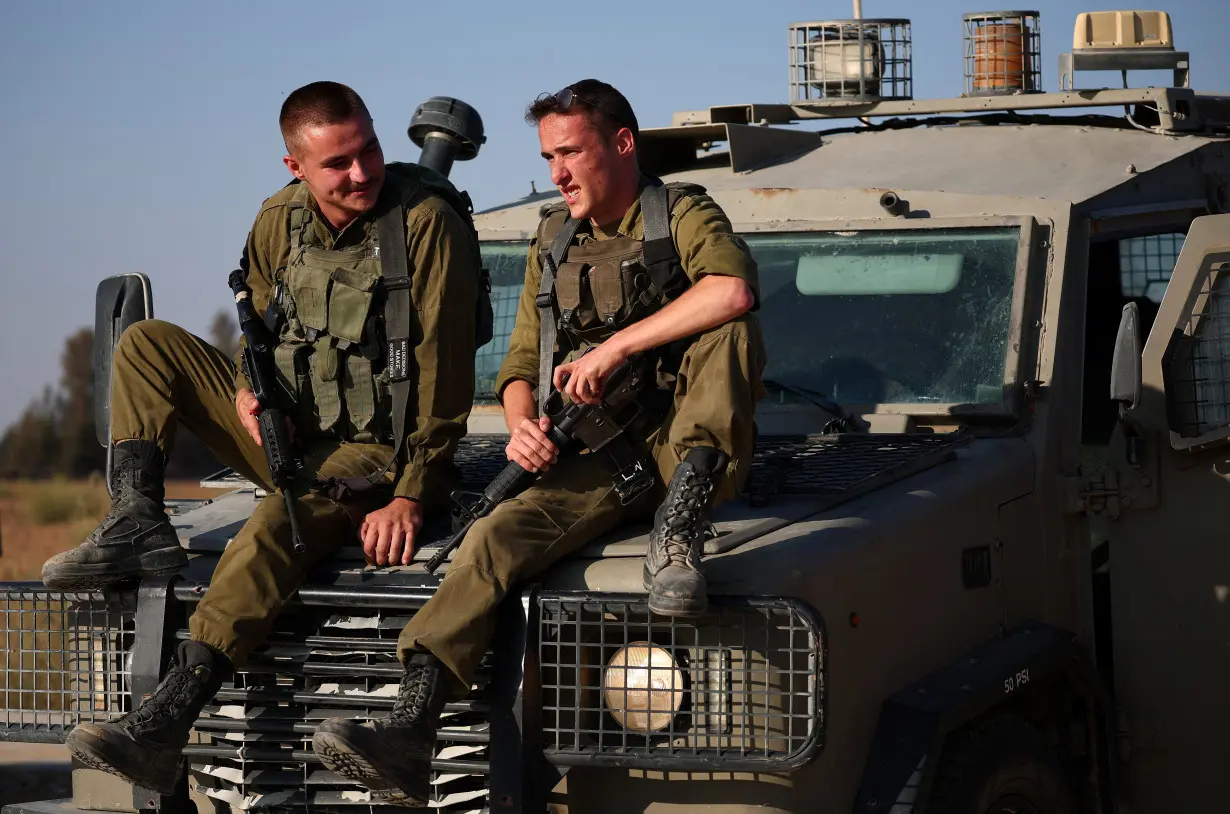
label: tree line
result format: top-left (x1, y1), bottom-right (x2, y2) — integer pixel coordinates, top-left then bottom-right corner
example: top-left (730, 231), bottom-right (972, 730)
top-left (0, 312), bottom-right (241, 480)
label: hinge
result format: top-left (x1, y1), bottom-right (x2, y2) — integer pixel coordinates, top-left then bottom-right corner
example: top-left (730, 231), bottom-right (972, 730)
top-left (1066, 429), bottom-right (1159, 519)
top-left (1067, 467), bottom-right (1124, 519)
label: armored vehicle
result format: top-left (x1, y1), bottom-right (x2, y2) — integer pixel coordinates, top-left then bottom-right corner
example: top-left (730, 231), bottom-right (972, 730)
top-left (4, 8), bottom-right (1230, 813)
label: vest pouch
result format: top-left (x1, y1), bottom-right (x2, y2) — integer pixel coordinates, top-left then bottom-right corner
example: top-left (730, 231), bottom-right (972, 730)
top-left (554, 262), bottom-right (594, 330)
top-left (273, 341), bottom-right (316, 431)
top-left (284, 264), bottom-right (330, 333)
top-left (343, 353), bottom-right (392, 443)
top-left (308, 337), bottom-right (344, 434)
top-left (588, 259), bottom-right (633, 329)
top-left (621, 258), bottom-right (658, 311)
top-left (328, 267), bottom-right (378, 344)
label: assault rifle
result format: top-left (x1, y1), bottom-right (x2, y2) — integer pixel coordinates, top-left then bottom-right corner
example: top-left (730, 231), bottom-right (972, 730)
top-left (423, 354), bottom-right (658, 574)
top-left (228, 269), bottom-right (307, 553)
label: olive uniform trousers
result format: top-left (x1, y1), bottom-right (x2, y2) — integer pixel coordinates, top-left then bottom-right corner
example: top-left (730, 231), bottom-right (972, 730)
top-left (111, 315), bottom-right (764, 692)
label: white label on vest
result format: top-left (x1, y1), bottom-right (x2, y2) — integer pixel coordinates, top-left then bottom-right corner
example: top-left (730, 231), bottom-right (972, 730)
top-left (388, 339), bottom-right (409, 382)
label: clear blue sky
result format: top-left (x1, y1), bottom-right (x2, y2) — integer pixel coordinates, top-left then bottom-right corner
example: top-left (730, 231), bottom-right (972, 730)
top-left (1, 0), bottom-right (1227, 431)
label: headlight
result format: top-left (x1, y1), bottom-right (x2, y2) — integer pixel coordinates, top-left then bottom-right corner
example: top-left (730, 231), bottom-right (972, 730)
top-left (602, 642), bottom-right (685, 732)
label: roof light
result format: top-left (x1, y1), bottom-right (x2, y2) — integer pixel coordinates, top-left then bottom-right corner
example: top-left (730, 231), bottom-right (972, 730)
top-left (1059, 10), bottom-right (1189, 90)
top-left (789, 19), bottom-right (913, 104)
top-left (962, 11), bottom-right (1042, 96)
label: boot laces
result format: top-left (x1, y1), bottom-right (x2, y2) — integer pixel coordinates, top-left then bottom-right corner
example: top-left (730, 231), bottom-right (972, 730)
top-left (660, 476), bottom-right (716, 568)
top-left (99, 460), bottom-right (144, 523)
top-left (388, 662), bottom-right (437, 726)
top-left (122, 663), bottom-right (210, 737)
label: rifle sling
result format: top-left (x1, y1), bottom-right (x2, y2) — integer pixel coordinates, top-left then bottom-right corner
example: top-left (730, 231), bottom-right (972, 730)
top-left (538, 217), bottom-right (581, 415)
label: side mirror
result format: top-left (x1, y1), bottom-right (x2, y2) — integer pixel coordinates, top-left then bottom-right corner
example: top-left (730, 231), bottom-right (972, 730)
top-left (1110, 301), bottom-right (1142, 415)
top-left (94, 274), bottom-right (153, 448)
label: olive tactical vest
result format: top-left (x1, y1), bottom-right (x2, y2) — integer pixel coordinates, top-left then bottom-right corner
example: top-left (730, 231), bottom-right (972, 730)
top-left (271, 163), bottom-right (485, 446)
top-left (534, 179), bottom-right (704, 411)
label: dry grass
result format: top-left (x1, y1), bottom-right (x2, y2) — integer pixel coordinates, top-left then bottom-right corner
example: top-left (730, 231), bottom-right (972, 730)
top-left (0, 478), bottom-right (231, 582)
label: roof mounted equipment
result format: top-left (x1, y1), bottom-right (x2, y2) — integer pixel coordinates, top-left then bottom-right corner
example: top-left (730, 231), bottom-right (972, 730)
top-left (1059, 10), bottom-right (1189, 90)
top-left (962, 11), bottom-right (1042, 96)
top-left (408, 96), bottom-right (486, 178)
top-left (788, 18), bottom-right (913, 104)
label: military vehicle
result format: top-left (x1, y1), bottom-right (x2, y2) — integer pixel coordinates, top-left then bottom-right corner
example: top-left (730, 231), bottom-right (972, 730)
top-left (3, 7), bottom-right (1229, 813)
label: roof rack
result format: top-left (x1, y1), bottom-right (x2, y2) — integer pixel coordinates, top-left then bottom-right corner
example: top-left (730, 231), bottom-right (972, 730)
top-left (638, 87), bottom-right (1230, 177)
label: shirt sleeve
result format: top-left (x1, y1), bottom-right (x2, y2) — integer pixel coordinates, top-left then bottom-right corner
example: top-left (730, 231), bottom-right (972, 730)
top-left (670, 193), bottom-right (761, 307)
top-left (393, 195), bottom-right (480, 503)
top-left (492, 235), bottom-right (546, 402)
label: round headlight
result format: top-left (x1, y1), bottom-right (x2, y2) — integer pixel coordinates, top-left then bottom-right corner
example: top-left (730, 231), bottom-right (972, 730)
top-left (602, 642), bottom-right (684, 732)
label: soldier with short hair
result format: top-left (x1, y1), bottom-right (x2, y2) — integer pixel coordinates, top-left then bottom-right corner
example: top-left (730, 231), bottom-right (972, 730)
top-left (309, 77), bottom-right (766, 805)
top-left (47, 80), bottom-right (484, 798)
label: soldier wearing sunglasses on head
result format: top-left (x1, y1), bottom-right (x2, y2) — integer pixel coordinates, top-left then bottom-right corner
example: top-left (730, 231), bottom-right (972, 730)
top-left (310, 77), bottom-right (766, 806)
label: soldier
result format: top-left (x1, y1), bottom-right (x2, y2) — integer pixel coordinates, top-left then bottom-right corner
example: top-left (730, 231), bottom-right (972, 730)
top-left (310, 78), bottom-right (766, 805)
top-left (46, 81), bottom-right (483, 797)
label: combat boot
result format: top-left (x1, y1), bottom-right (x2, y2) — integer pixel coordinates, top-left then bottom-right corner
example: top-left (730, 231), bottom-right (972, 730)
top-left (313, 651), bottom-right (451, 807)
top-left (644, 446), bottom-right (729, 618)
top-left (66, 640), bottom-right (229, 794)
top-left (42, 439), bottom-right (186, 590)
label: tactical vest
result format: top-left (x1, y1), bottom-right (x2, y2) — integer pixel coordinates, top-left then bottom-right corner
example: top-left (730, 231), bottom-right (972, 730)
top-left (535, 179), bottom-right (705, 412)
top-left (271, 163), bottom-right (488, 447)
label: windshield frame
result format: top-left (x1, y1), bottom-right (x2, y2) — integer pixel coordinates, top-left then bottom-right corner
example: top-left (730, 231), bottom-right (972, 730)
top-left (732, 214), bottom-right (1040, 420)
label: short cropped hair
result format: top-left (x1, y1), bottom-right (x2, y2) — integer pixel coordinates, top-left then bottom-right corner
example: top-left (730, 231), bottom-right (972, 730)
top-left (525, 78), bottom-right (639, 142)
top-left (279, 81), bottom-right (371, 154)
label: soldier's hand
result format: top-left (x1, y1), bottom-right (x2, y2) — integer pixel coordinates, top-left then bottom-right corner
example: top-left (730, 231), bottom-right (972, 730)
top-left (361, 497), bottom-right (424, 566)
top-left (506, 416), bottom-right (557, 473)
top-left (553, 342), bottom-right (627, 406)
top-left (235, 389), bottom-right (263, 446)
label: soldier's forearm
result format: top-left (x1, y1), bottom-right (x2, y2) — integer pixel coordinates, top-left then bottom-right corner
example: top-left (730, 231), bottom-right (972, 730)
top-left (501, 379), bottom-right (538, 430)
top-left (607, 275), bottom-right (755, 358)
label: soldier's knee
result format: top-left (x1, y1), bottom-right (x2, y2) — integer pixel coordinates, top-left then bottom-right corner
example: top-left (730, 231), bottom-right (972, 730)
top-left (452, 514), bottom-right (501, 573)
top-left (116, 319), bottom-right (185, 358)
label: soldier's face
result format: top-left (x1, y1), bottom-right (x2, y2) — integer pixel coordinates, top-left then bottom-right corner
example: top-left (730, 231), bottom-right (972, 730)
top-left (284, 116), bottom-right (385, 230)
top-left (538, 111), bottom-right (637, 225)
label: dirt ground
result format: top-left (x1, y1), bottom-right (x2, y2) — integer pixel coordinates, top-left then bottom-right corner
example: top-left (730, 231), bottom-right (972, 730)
top-left (0, 479), bottom-right (230, 582)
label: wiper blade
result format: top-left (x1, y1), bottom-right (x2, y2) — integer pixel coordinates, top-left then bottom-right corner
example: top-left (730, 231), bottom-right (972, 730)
top-left (762, 378), bottom-right (866, 433)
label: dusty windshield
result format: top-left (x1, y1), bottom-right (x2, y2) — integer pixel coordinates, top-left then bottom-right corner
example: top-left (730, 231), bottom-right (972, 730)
top-left (476, 226), bottom-right (1021, 405)
top-left (750, 227), bottom-right (1020, 406)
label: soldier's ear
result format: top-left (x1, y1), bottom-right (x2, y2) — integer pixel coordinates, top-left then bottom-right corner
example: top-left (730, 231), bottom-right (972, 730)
top-left (613, 127), bottom-right (636, 160)
top-left (283, 154), bottom-right (307, 181)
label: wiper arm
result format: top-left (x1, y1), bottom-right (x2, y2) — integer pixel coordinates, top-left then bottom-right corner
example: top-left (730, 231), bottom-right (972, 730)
top-left (762, 378), bottom-right (867, 433)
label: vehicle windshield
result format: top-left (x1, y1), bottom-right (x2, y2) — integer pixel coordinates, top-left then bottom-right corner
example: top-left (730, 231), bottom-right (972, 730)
top-left (476, 226), bottom-right (1021, 406)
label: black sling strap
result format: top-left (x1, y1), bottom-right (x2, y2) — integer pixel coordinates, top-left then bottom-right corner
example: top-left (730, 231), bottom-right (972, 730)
top-left (639, 181), bottom-right (690, 302)
top-left (536, 216), bottom-right (582, 415)
top-left (378, 204), bottom-right (414, 463)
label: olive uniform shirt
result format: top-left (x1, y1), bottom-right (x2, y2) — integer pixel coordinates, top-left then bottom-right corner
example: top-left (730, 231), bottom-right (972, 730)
top-left (495, 185), bottom-right (760, 400)
top-left (235, 175), bottom-right (481, 502)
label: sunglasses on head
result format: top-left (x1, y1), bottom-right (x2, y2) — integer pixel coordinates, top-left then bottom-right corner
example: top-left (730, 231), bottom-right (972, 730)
top-left (535, 87), bottom-right (597, 111)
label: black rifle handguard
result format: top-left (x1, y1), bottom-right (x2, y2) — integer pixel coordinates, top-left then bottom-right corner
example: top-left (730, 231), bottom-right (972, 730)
top-left (229, 269), bottom-right (307, 553)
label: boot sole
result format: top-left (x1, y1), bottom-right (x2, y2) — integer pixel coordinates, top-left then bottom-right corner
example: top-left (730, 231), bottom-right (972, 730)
top-left (66, 727), bottom-right (180, 795)
top-left (643, 566), bottom-right (709, 618)
top-left (42, 548), bottom-right (187, 592)
top-left (313, 731), bottom-right (430, 808)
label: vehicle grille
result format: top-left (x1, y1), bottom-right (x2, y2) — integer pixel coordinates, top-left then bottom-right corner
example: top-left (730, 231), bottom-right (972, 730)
top-left (747, 432), bottom-right (967, 499)
top-left (537, 593), bottom-right (824, 771)
top-left (0, 584), bottom-right (135, 741)
top-left (176, 585), bottom-right (492, 812)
